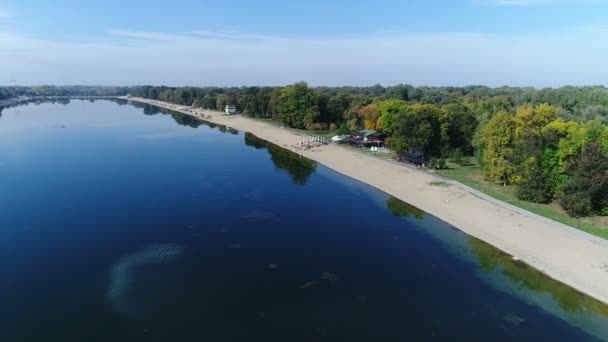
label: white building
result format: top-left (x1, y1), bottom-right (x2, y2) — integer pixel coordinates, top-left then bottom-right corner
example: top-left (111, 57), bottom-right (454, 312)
top-left (225, 105), bottom-right (237, 115)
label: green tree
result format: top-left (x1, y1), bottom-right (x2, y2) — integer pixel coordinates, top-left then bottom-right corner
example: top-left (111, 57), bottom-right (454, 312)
top-left (558, 119), bottom-right (608, 168)
top-left (377, 99), bottom-right (407, 135)
top-left (192, 99), bottom-right (202, 108)
top-left (268, 88), bottom-right (283, 117)
top-left (512, 104), bottom-right (559, 202)
top-left (274, 82), bottom-right (319, 129)
top-left (388, 104), bottom-right (443, 154)
top-left (337, 122), bottom-right (350, 135)
top-left (515, 155), bottom-right (553, 203)
top-left (440, 103), bottom-right (477, 155)
top-left (201, 94), bottom-right (216, 109)
top-left (559, 142), bottom-right (608, 217)
top-left (449, 148), bottom-right (464, 163)
top-left (216, 94), bottom-right (228, 112)
top-left (322, 93), bottom-right (353, 125)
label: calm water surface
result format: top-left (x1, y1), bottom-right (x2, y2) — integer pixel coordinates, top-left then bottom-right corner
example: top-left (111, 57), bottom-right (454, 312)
top-left (1, 100), bottom-right (608, 341)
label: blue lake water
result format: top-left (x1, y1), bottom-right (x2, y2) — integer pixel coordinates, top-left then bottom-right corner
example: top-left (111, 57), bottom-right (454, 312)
top-left (1, 99), bottom-right (608, 341)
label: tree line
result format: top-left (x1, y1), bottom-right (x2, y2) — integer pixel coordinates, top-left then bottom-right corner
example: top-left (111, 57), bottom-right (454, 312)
top-left (0, 85), bottom-right (129, 99)
top-left (2, 83), bottom-right (608, 217)
top-left (125, 83), bottom-right (608, 218)
top-left (126, 83), bottom-right (608, 125)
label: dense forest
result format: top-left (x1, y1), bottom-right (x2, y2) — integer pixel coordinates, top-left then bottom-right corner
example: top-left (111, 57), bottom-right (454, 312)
top-left (2, 83), bottom-right (607, 218)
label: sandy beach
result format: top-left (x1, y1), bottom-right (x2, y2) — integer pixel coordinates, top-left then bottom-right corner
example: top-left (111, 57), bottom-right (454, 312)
top-left (125, 96), bottom-right (608, 305)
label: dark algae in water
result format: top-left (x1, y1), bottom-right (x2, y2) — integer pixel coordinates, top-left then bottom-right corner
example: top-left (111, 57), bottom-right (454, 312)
top-left (386, 196), bottom-right (426, 220)
top-left (471, 238), bottom-right (608, 318)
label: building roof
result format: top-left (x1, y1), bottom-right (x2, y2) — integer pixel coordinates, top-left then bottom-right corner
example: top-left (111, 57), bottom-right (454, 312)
top-left (331, 134), bottom-right (351, 141)
top-left (355, 129), bottom-right (376, 136)
top-left (355, 129), bottom-right (384, 137)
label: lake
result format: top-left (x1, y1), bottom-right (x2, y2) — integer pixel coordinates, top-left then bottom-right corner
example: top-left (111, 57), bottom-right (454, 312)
top-left (1, 99), bottom-right (608, 341)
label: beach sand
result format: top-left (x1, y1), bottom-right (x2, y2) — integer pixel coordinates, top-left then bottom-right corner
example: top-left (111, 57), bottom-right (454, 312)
top-left (126, 96), bottom-right (608, 305)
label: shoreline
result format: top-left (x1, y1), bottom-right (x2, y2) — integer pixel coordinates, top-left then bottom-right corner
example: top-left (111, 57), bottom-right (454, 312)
top-left (0, 96), bottom-right (119, 108)
top-left (0, 98), bottom-right (26, 107)
top-left (124, 96), bottom-right (608, 305)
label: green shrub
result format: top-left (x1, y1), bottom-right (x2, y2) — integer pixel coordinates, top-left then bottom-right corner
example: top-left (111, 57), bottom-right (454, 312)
top-left (438, 158), bottom-right (447, 169)
top-left (559, 189), bottom-right (592, 217)
top-left (429, 158), bottom-right (447, 170)
top-left (337, 123), bottom-right (350, 135)
top-left (450, 148), bottom-right (464, 163)
top-left (305, 123), bottom-right (329, 131)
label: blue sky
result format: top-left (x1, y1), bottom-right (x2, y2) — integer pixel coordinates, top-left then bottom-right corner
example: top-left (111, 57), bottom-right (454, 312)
top-left (1, 0), bottom-right (608, 86)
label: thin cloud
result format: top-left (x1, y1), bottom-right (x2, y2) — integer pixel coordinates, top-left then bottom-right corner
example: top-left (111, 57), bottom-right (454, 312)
top-left (191, 30), bottom-right (280, 41)
top-left (0, 28), bottom-right (607, 87)
top-left (107, 29), bottom-right (280, 43)
top-left (106, 29), bottom-right (187, 42)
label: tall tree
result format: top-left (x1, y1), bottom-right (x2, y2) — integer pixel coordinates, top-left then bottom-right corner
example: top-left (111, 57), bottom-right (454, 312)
top-left (440, 103), bottom-right (478, 155)
top-left (512, 104), bottom-right (559, 201)
top-left (482, 111), bottom-right (516, 186)
top-left (389, 104), bottom-right (443, 154)
top-left (275, 82), bottom-right (319, 129)
top-left (268, 88), bottom-right (283, 118)
top-left (216, 94), bottom-right (228, 111)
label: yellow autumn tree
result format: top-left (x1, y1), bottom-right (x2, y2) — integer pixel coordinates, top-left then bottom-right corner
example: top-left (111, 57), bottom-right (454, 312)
top-left (358, 104), bottom-right (381, 130)
top-left (482, 111), bottom-right (516, 186)
top-left (513, 103), bottom-right (559, 137)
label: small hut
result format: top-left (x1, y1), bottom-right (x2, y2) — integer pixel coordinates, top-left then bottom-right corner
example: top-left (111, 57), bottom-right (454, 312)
top-left (331, 134), bottom-right (351, 143)
top-left (225, 105), bottom-right (237, 115)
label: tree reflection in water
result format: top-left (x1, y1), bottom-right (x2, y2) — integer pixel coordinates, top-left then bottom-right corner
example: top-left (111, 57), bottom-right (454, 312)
top-left (245, 132), bottom-right (316, 185)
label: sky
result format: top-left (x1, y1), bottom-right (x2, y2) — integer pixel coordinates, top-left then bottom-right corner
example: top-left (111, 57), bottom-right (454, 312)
top-left (1, 0), bottom-right (608, 87)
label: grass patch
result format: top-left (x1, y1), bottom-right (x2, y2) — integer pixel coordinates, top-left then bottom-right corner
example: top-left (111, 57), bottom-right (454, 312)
top-left (439, 157), bottom-right (608, 240)
top-left (303, 130), bottom-right (336, 139)
top-left (429, 181), bottom-right (451, 187)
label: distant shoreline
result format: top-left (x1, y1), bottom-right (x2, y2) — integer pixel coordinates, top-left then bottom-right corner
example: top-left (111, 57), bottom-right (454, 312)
top-left (123, 96), bottom-right (608, 306)
top-left (0, 95), bottom-right (119, 106)
top-left (0, 98), bottom-right (26, 106)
